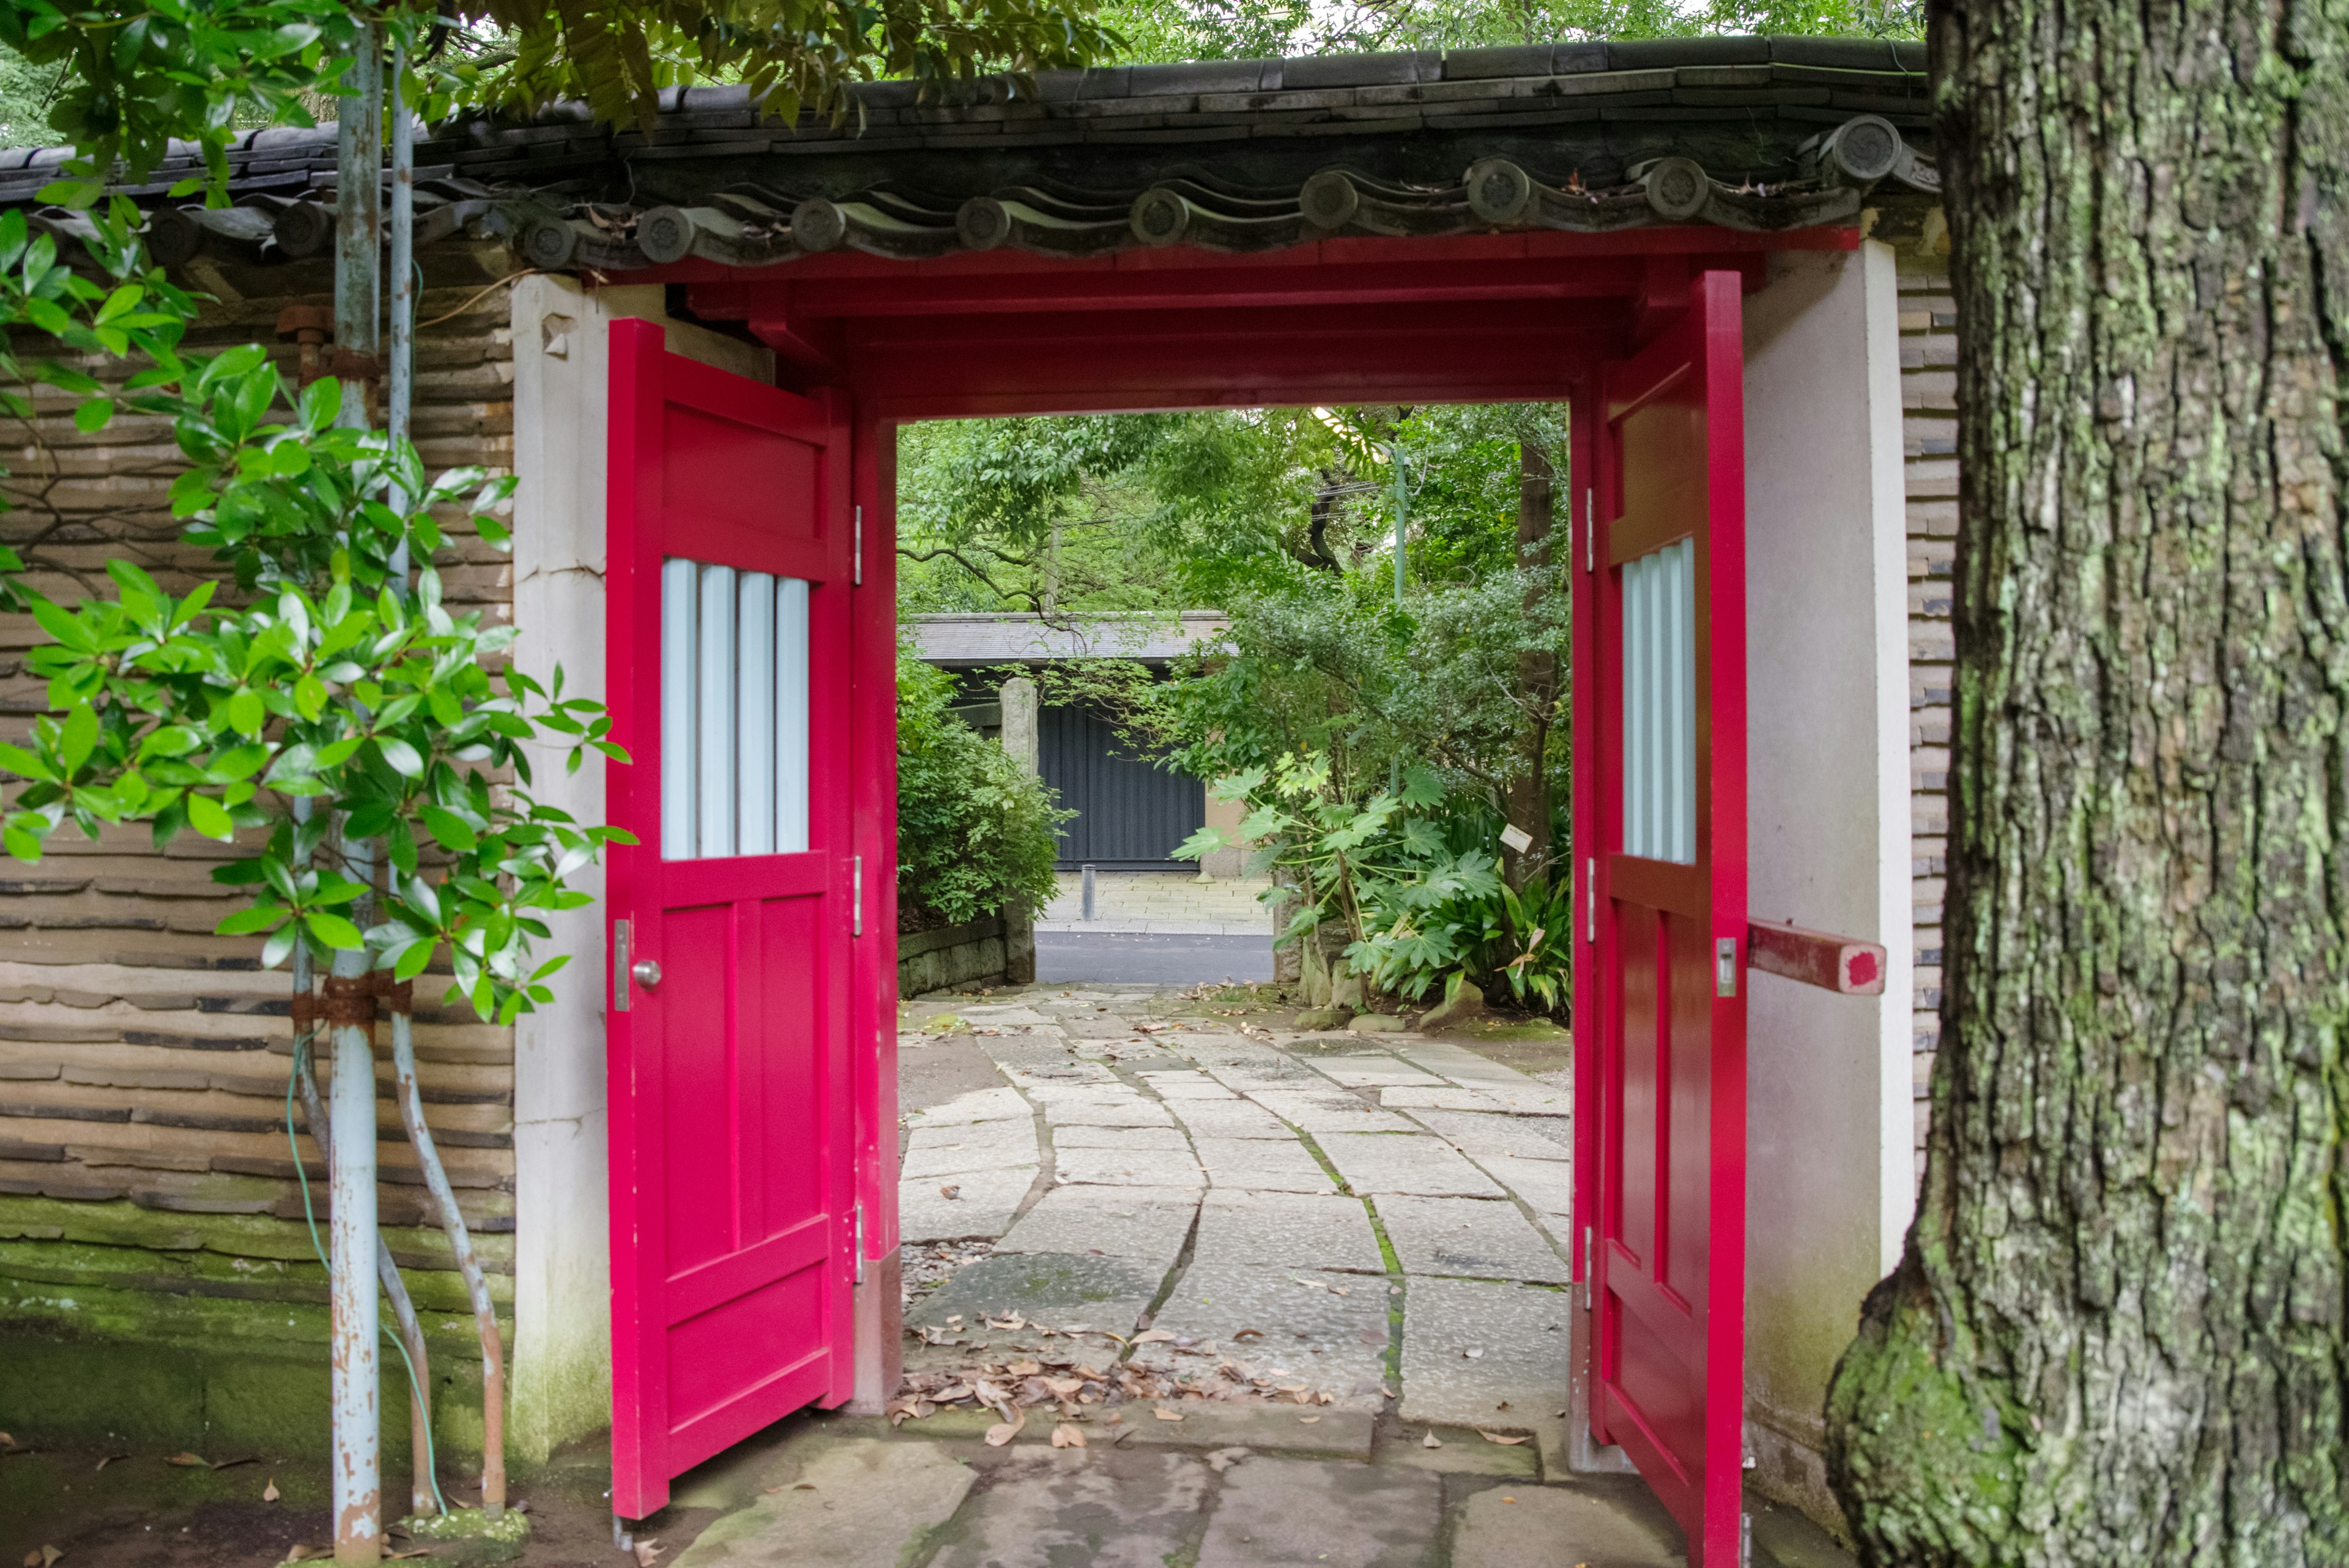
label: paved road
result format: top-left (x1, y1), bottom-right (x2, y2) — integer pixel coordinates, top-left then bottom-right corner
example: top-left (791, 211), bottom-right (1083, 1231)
top-left (1034, 932), bottom-right (1274, 984)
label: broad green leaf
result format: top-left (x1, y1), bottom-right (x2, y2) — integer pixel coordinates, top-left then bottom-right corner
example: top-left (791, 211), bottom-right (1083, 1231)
top-left (303, 912), bottom-right (366, 950)
top-left (215, 905), bottom-right (282, 935)
top-left (59, 703), bottom-right (96, 772)
top-left (185, 791), bottom-right (233, 840)
top-left (376, 737), bottom-right (424, 777)
top-left (418, 806), bottom-right (478, 852)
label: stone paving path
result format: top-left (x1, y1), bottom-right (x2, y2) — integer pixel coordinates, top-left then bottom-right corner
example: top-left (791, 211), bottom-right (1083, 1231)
top-left (648, 982), bottom-right (1860, 1568)
top-left (897, 983), bottom-right (1582, 1435)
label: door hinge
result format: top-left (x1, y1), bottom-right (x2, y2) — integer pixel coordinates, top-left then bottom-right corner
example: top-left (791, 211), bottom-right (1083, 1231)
top-left (1584, 858), bottom-right (1596, 943)
top-left (1716, 935), bottom-right (1739, 998)
top-left (853, 503), bottom-right (863, 587)
top-left (612, 918), bottom-right (631, 1013)
top-left (1584, 488), bottom-right (1594, 574)
top-left (1582, 1224), bottom-right (1595, 1281)
top-left (853, 1202), bottom-right (867, 1285)
top-left (852, 854), bottom-right (863, 937)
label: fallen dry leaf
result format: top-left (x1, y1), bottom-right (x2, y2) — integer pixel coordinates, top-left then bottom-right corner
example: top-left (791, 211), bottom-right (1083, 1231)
top-left (1049, 1422), bottom-right (1086, 1449)
top-left (1463, 1348), bottom-right (1484, 1360)
top-left (1479, 1432), bottom-right (1529, 1446)
top-left (0, 1433), bottom-right (13, 1448)
top-left (1131, 1329), bottom-right (1176, 1345)
top-left (1152, 1407), bottom-right (1184, 1422)
top-left (983, 1414), bottom-right (1025, 1447)
top-left (939, 1185), bottom-right (961, 1200)
top-left (262, 1478), bottom-right (281, 1504)
top-left (632, 1539), bottom-right (664, 1568)
top-left (284, 1549), bottom-right (318, 1564)
top-left (1298, 1416), bottom-right (1321, 1425)
top-left (166, 1452), bottom-right (207, 1467)
top-left (1422, 1432), bottom-right (1443, 1449)
top-left (1008, 1360), bottom-right (1042, 1377)
top-left (93, 1455), bottom-right (124, 1473)
top-left (1233, 1328), bottom-right (1263, 1341)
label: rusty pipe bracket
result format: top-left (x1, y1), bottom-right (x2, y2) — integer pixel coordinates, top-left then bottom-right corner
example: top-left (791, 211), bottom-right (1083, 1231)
top-left (373, 970), bottom-right (415, 1017)
top-left (322, 973), bottom-right (381, 1039)
top-left (289, 990), bottom-right (326, 1031)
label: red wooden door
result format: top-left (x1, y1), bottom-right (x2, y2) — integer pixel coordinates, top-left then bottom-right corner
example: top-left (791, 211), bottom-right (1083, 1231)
top-left (1587, 270), bottom-right (1749, 1566)
top-left (604, 319), bottom-right (858, 1518)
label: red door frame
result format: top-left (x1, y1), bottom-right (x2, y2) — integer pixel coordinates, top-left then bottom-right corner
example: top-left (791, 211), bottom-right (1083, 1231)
top-left (603, 223), bottom-right (1856, 1544)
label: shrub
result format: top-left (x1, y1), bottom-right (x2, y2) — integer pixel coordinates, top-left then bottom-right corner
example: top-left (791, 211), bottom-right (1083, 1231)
top-left (896, 655), bottom-right (1066, 931)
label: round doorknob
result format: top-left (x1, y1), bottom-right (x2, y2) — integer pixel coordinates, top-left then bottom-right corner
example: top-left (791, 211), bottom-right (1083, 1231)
top-left (631, 959), bottom-right (662, 989)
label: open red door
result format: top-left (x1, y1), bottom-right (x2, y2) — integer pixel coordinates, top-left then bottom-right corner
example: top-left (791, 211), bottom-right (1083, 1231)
top-left (1587, 270), bottom-right (1750, 1565)
top-left (604, 319), bottom-right (858, 1518)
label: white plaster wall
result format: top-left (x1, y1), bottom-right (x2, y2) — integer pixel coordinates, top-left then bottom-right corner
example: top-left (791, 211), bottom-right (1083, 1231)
top-left (1738, 242), bottom-right (1914, 1529)
top-left (505, 278), bottom-right (772, 1459)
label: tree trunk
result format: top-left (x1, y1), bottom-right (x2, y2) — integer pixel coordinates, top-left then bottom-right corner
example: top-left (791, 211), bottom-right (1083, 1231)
top-left (1504, 442), bottom-right (1557, 888)
top-left (1824, 4), bottom-right (2349, 1564)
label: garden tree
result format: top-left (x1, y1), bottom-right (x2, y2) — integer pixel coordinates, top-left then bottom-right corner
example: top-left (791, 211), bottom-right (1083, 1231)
top-left (1822, 5), bottom-right (2349, 1566)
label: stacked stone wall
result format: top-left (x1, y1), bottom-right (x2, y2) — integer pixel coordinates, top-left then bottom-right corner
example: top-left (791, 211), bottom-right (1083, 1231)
top-left (0, 285), bottom-right (519, 1458)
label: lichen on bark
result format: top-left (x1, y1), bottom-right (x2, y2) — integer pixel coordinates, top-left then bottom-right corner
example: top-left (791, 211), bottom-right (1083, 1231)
top-left (1825, 0), bottom-right (2349, 1562)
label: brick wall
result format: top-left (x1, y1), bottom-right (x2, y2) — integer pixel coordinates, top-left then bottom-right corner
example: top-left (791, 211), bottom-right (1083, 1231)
top-left (1897, 240), bottom-right (1956, 1183)
top-left (0, 284), bottom-right (521, 1456)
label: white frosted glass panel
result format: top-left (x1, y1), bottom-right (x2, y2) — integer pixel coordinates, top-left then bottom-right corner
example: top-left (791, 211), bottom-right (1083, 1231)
top-left (776, 578), bottom-right (810, 853)
top-left (1621, 538), bottom-right (1695, 864)
top-left (660, 559), bottom-right (697, 860)
top-left (737, 572), bottom-right (777, 857)
top-left (696, 563), bottom-right (738, 859)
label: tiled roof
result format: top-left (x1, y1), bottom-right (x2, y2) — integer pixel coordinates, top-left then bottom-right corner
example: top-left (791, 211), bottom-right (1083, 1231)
top-left (0, 35), bottom-right (1935, 272)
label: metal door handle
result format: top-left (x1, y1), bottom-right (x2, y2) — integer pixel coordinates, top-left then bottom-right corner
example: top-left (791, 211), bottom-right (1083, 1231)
top-left (630, 959), bottom-right (662, 989)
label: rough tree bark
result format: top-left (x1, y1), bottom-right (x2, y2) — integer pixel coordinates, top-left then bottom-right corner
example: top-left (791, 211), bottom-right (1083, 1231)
top-left (1503, 443), bottom-right (1558, 888)
top-left (1824, 1), bottom-right (2349, 1564)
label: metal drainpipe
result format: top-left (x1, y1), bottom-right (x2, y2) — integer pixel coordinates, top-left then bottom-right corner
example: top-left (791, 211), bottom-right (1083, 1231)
top-left (388, 38), bottom-right (414, 577)
top-left (330, 28), bottom-right (385, 1566)
top-left (379, 42), bottom-right (440, 1520)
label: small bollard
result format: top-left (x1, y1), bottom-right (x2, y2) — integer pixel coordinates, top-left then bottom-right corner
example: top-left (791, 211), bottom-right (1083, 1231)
top-left (1081, 863), bottom-right (1097, 921)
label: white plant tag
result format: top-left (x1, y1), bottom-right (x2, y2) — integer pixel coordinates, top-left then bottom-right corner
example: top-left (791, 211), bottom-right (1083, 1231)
top-left (1499, 823), bottom-right (1534, 854)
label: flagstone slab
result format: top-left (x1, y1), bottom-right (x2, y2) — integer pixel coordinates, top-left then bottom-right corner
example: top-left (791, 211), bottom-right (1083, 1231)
top-left (995, 1183), bottom-right (1200, 1264)
top-left (1138, 1069), bottom-right (1239, 1099)
top-left (1042, 1095), bottom-right (1178, 1128)
top-left (906, 1249), bottom-right (1164, 1340)
top-left (1193, 1136), bottom-right (1340, 1193)
top-left (1396, 1276), bottom-right (1574, 1429)
top-left (1247, 1090), bottom-right (1419, 1135)
top-left (906, 1085), bottom-right (1033, 1127)
top-left (1381, 1084), bottom-right (1570, 1117)
top-left (672, 1436), bottom-right (976, 1568)
top-left (1402, 1109), bottom-right (1572, 1162)
top-left (1449, 1481), bottom-right (1683, 1568)
top-left (1165, 1096), bottom-right (1292, 1140)
top-left (1318, 1132), bottom-right (1505, 1198)
top-left (1050, 1124), bottom-right (1193, 1150)
top-left (1189, 1188), bottom-right (1384, 1273)
top-left (1195, 1455), bottom-right (1441, 1568)
top-left (1315, 1056), bottom-right (1447, 1088)
top-left (926, 1447), bottom-right (1212, 1568)
top-left (900, 1165), bottom-right (1037, 1243)
top-left (1054, 1143), bottom-right (1206, 1187)
top-left (1374, 1194), bottom-right (1570, 1283)
top-left (1474, 1154), bottom-right (1576, 1219)
top-left (902, 1120), bottom-right (1042, 1178)
top-left (1133, 1264), bottom-right (1390, 1400)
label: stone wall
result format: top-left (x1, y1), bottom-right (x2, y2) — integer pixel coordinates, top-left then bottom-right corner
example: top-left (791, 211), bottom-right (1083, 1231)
top-left (898, 914), bottom-right (1036, 998)
top-left (1897, 239), bottom-right (1956, 1186)
top-left (0, 284), bottom-right (520, 1460)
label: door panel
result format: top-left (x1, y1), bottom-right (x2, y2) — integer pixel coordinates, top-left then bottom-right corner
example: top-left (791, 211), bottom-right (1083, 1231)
top-left (1587, 271), bottom-right (1750, 1566)
top-left (606, 319), bottom-right (856, 1518)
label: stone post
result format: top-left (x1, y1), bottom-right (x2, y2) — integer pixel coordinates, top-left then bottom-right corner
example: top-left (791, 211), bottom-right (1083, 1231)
top-left (999, 675), bottom-right (1041, 983)
top-left (1000, 675), bottom-right (1040, 776)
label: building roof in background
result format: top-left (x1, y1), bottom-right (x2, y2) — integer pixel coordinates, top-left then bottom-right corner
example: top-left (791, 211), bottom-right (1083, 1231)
top-left (912, 612), bottom-right (1232, 664)
top-left (0, 37), bottom-right (1936, 280)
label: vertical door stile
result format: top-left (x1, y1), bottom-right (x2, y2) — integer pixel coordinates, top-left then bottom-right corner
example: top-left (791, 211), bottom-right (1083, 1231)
top-left (1586, 272), bottom-right (1750, 1566)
